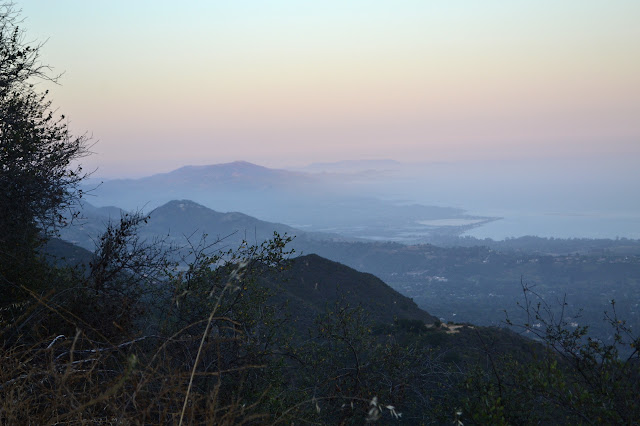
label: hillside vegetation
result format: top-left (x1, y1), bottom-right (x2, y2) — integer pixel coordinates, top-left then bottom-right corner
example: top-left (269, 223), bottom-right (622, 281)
top-left (62, 198), bottom-right (640, 343)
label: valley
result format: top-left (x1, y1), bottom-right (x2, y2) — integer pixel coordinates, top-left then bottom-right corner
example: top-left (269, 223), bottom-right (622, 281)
top-left (61, 194), bottom-right (640, 348)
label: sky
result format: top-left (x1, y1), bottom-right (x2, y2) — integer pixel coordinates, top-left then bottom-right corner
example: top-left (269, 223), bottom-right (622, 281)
top-left (18, 1), bottom-right (640, 177)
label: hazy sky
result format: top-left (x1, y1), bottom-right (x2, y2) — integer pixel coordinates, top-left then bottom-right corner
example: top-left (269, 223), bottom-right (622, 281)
top-left (19, 1), bottom-right (640, 177)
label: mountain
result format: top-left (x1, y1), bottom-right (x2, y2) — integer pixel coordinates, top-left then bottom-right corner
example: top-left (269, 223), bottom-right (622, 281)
top-left (83, 161), bottom-right (494, 242)
top-left (59, 199), bottom-right (344, 252)
top-left (262, 254), bottom-right (438, 328)
top-left (151, 161), bottom-right (310, 187)
top-left (59, 202), bottom-right (125, 250)
top-left (84, 161), bottom-right (317, 212)
top-left (42, 238), bottom-right (95, 267)
top-left (144, 199), bottom-right (311, 248)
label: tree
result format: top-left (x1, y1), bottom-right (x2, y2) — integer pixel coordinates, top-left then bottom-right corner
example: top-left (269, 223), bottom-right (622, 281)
top-left (0, 3), bottom-right (88, 309)
top-left (461, 283), bottom-right (640, 424)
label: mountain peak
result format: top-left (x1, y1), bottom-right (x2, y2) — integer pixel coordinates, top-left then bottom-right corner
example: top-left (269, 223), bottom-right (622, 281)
top-left (171, 161), bottom-right (272, 174)
top-left (154, 161), bottom-right (302, 183)
top-left (158, 199), bottom-right (207, 210)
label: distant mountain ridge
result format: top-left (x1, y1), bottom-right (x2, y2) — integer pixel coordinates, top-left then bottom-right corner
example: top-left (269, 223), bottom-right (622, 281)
top-left (135, 161), bottom-right (312, 188)
top-left (81, 161), bottom-right (330, 224)
top-left (145, 199), bottom-right (306, 247)
top-left (95, 161), bottom-right (313, 193)
top-left (60, 199), bottom-right (344, 252)
top-left (82, 160), bottom-right (495, 242)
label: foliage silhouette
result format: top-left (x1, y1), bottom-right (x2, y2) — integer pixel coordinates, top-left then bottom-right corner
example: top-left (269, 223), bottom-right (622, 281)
top-left (0, 2), bottom-right (88, 315)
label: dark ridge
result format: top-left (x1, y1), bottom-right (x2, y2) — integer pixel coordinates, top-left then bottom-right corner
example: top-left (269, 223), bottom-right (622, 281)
top-left (262, 253), bottom-right (438, 328)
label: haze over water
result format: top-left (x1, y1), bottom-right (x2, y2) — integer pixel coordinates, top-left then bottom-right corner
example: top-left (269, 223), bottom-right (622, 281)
top-left (342, 156), bottom-right (640, 240)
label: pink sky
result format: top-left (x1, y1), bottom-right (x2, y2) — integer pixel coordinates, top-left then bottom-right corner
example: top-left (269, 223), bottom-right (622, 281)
top-left (19, 1), bottom-right (640, 177)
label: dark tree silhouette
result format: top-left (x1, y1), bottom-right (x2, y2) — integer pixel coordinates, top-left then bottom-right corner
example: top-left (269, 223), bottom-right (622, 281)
top-left (0, 3), bottom-right (88, 308)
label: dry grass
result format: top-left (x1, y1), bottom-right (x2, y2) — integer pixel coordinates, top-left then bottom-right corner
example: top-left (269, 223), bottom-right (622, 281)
top-left (0, 278), bottom-right (273, 425)
top-left (0, 326), bottom-right (268, 424)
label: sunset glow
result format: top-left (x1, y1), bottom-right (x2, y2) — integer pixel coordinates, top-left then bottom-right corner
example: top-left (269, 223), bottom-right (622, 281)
top-left (20, 0), bottom-right (640, 177)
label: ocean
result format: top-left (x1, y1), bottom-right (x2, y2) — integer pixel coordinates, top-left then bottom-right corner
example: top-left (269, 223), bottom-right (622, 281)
top-left (463, 209), bottom-right (640, 240)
